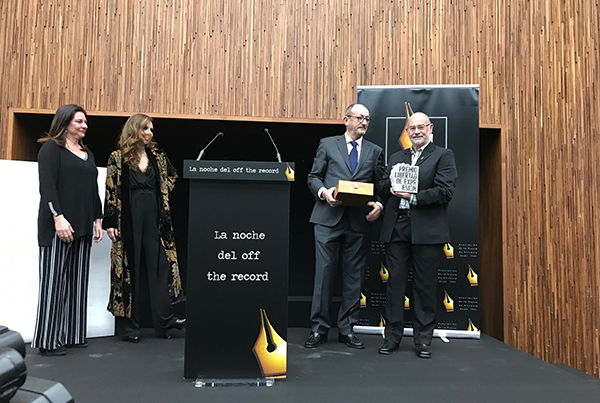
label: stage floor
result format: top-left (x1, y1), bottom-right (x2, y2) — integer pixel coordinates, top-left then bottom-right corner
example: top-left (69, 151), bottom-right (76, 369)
top-left (23, 327), bottom-right (600, 403)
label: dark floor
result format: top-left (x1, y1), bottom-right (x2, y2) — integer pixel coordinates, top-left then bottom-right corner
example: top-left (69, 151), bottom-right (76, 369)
top-left (22, 328), bottom-right (600, 403)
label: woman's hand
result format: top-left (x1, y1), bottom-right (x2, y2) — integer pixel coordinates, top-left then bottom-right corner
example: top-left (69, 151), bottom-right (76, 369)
top-left (106, 227), bottom-right (119, 242)
top-left (94, 219), bottom-right (103, 243)
top-left (54, 215), bottom-right (74, 242)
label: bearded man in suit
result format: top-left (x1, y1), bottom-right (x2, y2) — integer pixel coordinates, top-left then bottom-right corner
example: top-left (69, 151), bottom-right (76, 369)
top-left (377, 112), bottom-right (457, 358)
top-left (304, 103), bottom-right (385, 349)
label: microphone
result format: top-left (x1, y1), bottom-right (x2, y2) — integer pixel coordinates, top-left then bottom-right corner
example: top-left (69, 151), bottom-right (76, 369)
top-left (196, 132), bottom-right (224, 160)
top-left (264, 128), bottom-right (282, 163)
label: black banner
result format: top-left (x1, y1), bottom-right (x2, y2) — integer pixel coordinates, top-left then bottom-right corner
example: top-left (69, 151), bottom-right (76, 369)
top-left (357, 85), bottom-right (480, 339)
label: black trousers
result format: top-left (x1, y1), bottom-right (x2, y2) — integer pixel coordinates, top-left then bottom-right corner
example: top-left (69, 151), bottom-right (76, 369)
top-left (384, 212), bottom-right (444, 346)
top-left (117, 190), bottom-right (175, 337)
top-left (310, 211), bottom-right (367, 336)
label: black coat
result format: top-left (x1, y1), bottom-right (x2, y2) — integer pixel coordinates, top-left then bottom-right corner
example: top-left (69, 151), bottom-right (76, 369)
top-left (102, 148), bottom-right (182, 318)
top-left (379, 143), bottom-right (457, 245)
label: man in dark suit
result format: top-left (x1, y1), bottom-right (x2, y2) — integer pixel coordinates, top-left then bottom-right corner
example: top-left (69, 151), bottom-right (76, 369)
top-left (304, 103), bottom-right (385, 349)
top-left (378, 112), bottom-right (457, 358)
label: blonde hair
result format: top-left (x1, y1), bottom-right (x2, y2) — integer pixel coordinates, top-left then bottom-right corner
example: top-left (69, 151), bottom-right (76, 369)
top-left (119, 114), bottom-right (157, 170)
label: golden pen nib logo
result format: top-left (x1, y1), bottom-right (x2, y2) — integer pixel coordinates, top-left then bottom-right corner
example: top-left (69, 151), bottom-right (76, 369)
top-left (379, 262), bottom-right (389, 282)
top-left (404, 295), bottom-right (410, 310)
top-left (360, 293), bottom-right (367, 308)
top-left (379, 315), bottom-right (386, 327)
top-left (467, 318), bottom-right (479, 332)
top-left (399, 102), bottom-right (415, 150)
top-left (443, 290), bottom-right (454, 312)
top-left (443, 243), bottom-right (454, 259)
top-left (285, 164), bottom-right (295, 181)
top-left (467, 265), bottom-right (478, 286)
top-left (253, 308), bottom-right (287, 378)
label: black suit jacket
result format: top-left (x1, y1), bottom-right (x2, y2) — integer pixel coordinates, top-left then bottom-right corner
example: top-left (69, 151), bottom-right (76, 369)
top-left (307, 134), bottom-right (385, 233)
top-left (379, 143), bottom-right (457, 244)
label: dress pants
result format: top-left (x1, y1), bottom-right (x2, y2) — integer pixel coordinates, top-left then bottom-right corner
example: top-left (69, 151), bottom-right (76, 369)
top-left (32, 234), bottom-right (92, 350)
top-left (117, 190), bottom-right (175, 337)
top-left (310, 210), bottom-right (367, 336)
top-left (385, 212), bottom-right (444, 346)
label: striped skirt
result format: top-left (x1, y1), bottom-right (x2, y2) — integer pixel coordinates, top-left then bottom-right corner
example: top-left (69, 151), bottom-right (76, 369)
top-left (31, 234), bottom-right (92, 350)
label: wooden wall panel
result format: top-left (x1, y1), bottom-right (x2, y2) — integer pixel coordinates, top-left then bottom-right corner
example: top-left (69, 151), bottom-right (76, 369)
top-left (500, 0), bottom-right (600, 377)
top-left (1, 0), bottom-right (599, 376)
top-left (480, 128), bottom-right (504, 342)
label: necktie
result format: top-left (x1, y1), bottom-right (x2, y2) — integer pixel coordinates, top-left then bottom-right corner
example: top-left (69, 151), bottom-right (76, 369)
top-left (349, 141), bottom-right (358, 173)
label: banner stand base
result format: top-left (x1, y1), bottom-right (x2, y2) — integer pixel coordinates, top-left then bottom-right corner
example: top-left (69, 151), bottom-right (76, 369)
top-left (194, 378), bottom-right (275, 388)
top-left (353, 326), bottom-right (481, 340)
top-left (353, 326), bottom-right (385, 336)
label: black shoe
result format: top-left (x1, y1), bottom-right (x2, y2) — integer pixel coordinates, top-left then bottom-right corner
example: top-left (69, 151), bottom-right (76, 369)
top-left (122, 335), bottom-right (140, 343)
top-left (39, 346), bottom-right (67, 356)
top-left (378, 339), bottom-right (400, 355)
top-left (156, 332), bottom-right (172, 340)
top-left (167, 318), bottom-right (186, 331)
top-left (304, 332), bottom-right (328, 348)
top-left (66, 341), bottom-right (88, 348)
top-left (415, 343), bottom-right (432, 359)
top-left (338, 333), bottom-right (364, 349)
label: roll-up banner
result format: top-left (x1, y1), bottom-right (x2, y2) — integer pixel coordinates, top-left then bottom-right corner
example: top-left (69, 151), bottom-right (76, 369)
top-left (356, 85), bottom-right (480, 339)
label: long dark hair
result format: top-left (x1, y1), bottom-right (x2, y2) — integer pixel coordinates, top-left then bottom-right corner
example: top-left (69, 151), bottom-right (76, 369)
top-left (119, 113), bottom-right (157, 170)
top-left (38, 104), bottom-right (88, 150)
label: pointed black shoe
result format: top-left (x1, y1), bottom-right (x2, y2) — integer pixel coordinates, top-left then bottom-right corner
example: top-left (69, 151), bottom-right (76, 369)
top-left (338, 333), bottom-right (364, 349)
top-left (167, 318), bottom-right (186, 331)
top-left (66, 341), bottom-right (88, 348)
top-left (122, 335), bottom-right (140, 343)
top-left (415, 343), bottom-right (432, 359)
top-left (156, 332), bottom-right (172, 339)
top-left (378, 340), bottom-right (400, 355)
top-left (39, 346), bottom-right (67, 356)
top-left (304, 332), bottom-right (328, 348)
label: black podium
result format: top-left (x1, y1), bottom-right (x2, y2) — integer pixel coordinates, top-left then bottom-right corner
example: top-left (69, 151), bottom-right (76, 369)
top-left (183, 160), bottom-right (294, 383)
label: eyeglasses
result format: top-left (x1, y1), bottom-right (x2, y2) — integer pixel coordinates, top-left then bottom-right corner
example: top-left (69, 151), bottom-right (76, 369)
top-left (346, 115), bottom-right (370, 123)
top-left (407, 123), bottom-right (431, 133)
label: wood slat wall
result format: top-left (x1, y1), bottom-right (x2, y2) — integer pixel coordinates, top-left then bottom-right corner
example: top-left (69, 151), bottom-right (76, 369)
top-left (1, 0), bottom-right (599, 376)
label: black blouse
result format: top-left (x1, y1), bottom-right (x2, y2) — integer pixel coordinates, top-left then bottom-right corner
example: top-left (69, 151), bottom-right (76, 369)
top-left (37, 140), bottom-right (102, 246)
top-left (129, 162), bottom-right (158, 193)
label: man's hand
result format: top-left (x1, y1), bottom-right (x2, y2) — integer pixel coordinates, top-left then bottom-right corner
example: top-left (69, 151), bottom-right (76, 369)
top-left (390, 163), bottom-right (412, 200)
top-left (323, 187), bottom-right (342, 207)
top-left (390, 187), bottom-right (411, 200)
top-left (366, 201), bottom-right (382, 222)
